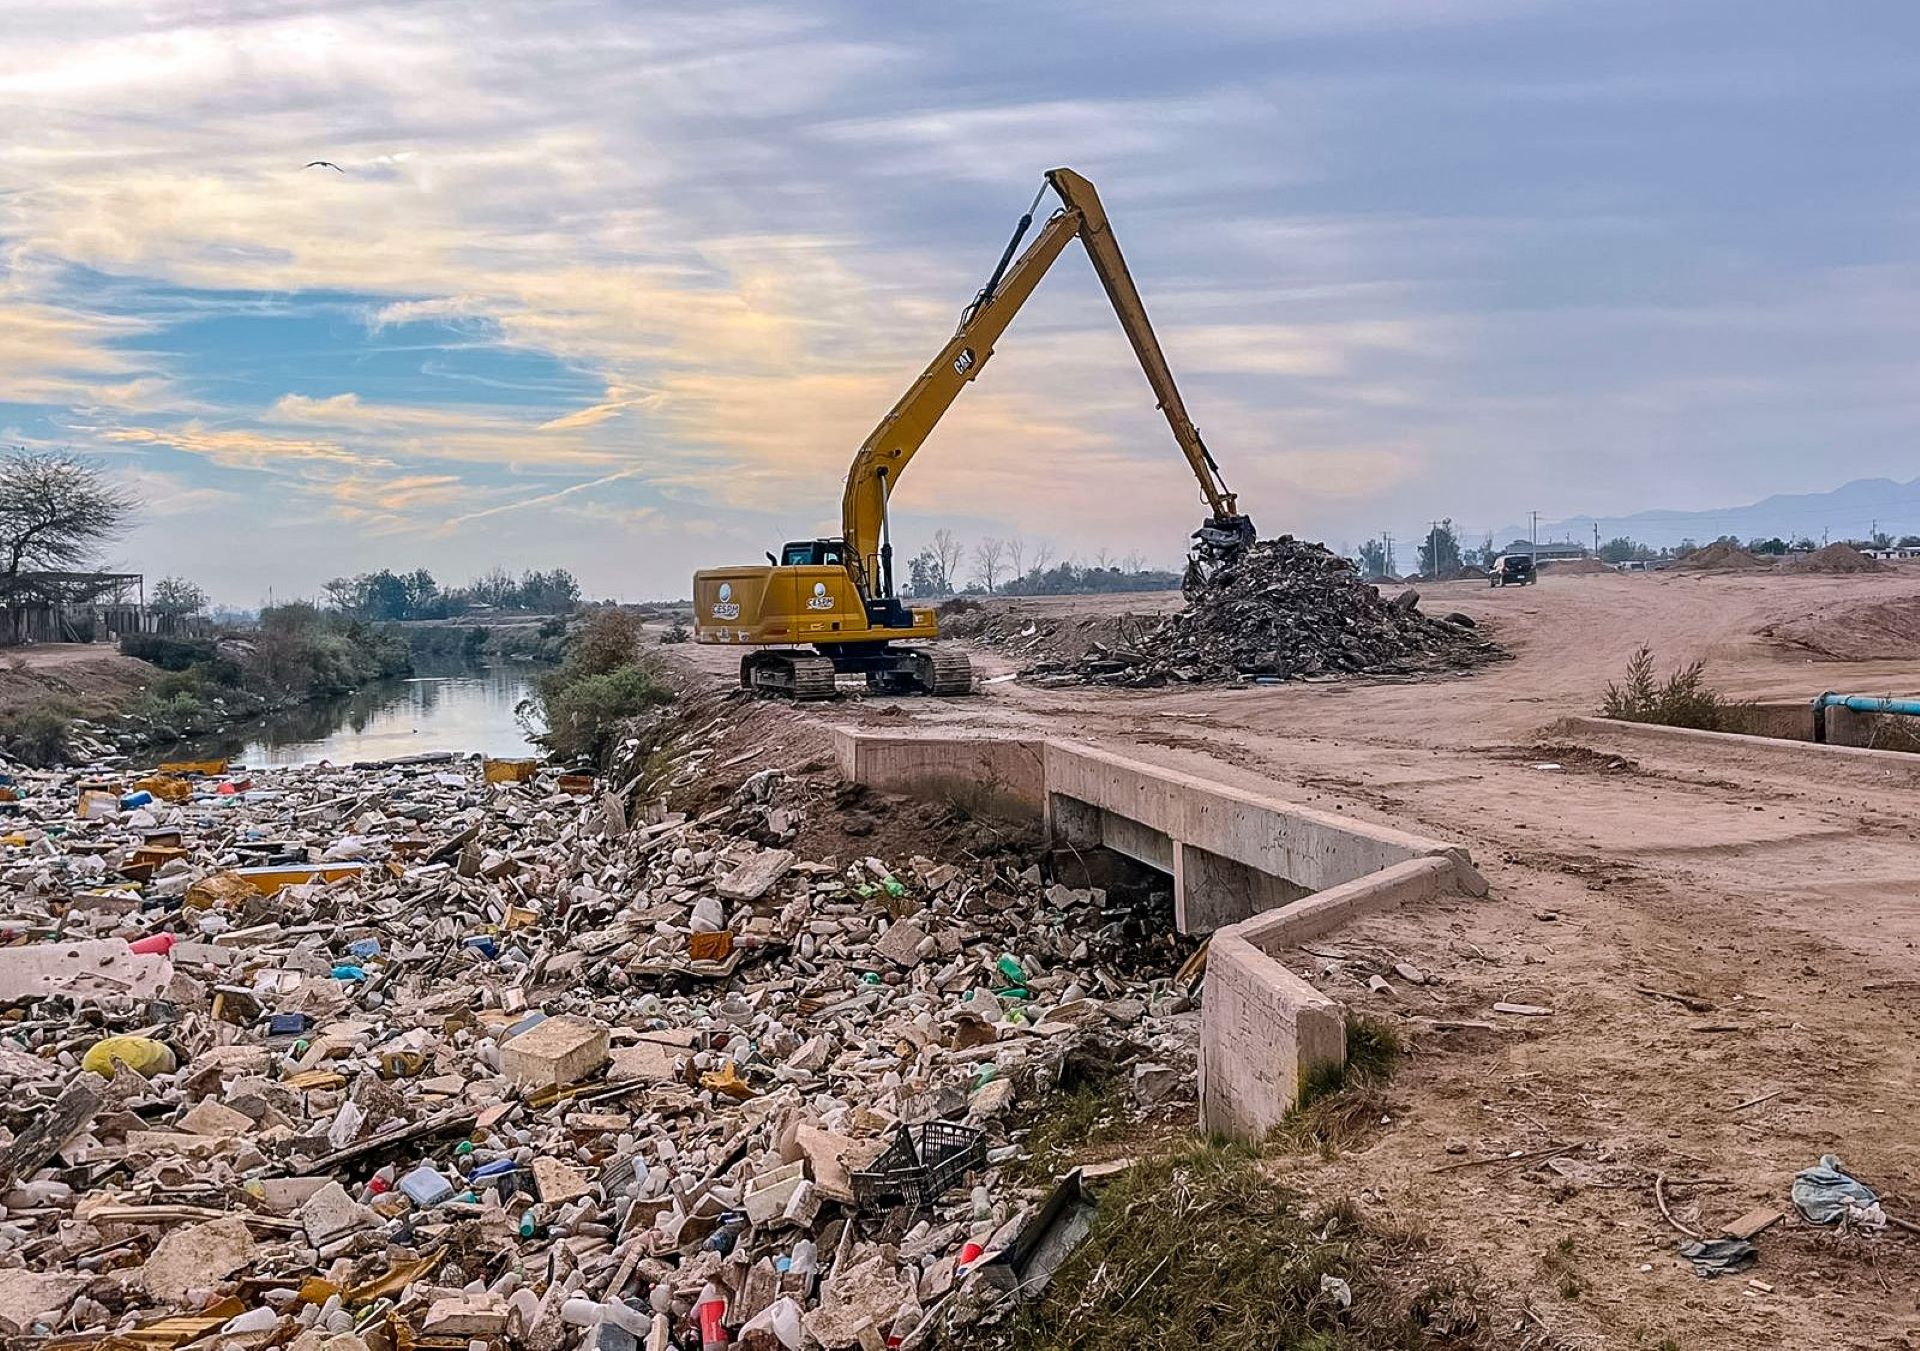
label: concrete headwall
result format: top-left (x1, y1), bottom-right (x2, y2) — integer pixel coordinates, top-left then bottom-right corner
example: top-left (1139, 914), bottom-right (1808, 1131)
top-left (828, 729), bottom-right (1046, 821)
top-left (1200, 855), bottom-right (1473, 1140)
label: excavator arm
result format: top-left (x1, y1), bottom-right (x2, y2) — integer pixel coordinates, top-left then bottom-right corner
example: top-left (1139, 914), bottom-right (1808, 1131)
top-left (841, 167), bottom-right (1254, 600)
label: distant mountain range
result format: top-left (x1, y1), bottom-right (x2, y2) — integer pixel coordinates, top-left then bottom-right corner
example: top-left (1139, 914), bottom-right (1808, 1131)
top-left (1494, 477), bottom-right (1920, 551)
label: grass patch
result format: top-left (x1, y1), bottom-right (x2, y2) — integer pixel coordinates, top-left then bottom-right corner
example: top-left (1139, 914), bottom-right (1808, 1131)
top-left (1540, 1236), bottom-right (1582, 1300)
top-left (1015, 1080), bottom-right (1134, 1184)
top-left (1269, 1016), bottom-right (1404, 1157)
top-left (0, 701), bottom-right (75, 767)
top-left (1601, 645), bottom-right (1748, 731)
top-left (991, 1138), bottom-right (1488, 1351)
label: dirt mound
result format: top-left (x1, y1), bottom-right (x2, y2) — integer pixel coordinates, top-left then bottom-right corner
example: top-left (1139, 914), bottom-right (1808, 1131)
top-left (1793, 542), bottom-right (1888, 574)
top-left (1676, 540), bottom-right (1769, 571)
top-left (1542, 557), bottom-right (1611, 575)
top-left (1022, 535), bottom-right (1504, 686)
top-left (1763, 595), bottom-right (1920, 661)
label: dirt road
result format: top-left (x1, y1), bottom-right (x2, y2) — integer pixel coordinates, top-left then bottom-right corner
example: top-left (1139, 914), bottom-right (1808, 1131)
top-left (680, 567), bottom-right (1920, 1347)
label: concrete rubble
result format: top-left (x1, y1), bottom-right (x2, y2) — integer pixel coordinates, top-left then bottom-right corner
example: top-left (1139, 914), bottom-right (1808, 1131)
top-left (0, 741), bottom-right (1199, 1349)
top-left (1024, 535), bottom-right (1505, 686)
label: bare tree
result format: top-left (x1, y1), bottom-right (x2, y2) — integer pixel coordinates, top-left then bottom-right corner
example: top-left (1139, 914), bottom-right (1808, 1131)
top-left (1005, 536), bottom-right (1026, 582)
top-left (1090, 547), bottom-right (1114, 571)
top-left (0, 450), bottom-right (136, 635)
top-left (1121, 550), bottom-right (1145, 573)
top-left (971, 537), bottom-right (1007, 593)
top-left (1029, 540), bottom-right (1055, 575)
top-left (932, 529), bottom-right (964, 595)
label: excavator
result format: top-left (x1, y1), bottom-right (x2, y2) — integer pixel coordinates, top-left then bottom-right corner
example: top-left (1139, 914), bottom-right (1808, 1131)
top-left (692, 167), bottom-right (1255, 699)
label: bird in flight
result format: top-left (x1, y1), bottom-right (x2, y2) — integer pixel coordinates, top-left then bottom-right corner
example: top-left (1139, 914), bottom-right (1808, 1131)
top-left (304, 160), bottom-right (345, 172)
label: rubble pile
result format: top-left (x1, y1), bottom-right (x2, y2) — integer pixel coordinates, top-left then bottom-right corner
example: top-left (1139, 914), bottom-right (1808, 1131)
top-left (0, 746), bottom-right (1197, 1350)
top-left (1024, 536), bottom-right (1503, 687)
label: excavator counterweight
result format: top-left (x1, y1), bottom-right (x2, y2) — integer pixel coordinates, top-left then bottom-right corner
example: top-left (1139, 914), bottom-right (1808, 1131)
top-left (692, 168), bottom-right (1256, 700)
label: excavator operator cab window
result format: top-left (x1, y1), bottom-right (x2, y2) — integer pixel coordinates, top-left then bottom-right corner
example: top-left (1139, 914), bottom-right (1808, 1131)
top-left (780, 540), bottom-right (845, 567)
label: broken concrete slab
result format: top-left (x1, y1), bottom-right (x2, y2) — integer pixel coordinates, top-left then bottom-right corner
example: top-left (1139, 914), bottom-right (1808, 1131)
top-left (0, 1271), bottom-right (88, 1334)
top-left (717, 848), bottom-right (796, 901)
top-left (140, 1215), bottom-right (256, 1304)
top-left (501, 1015), bottom-right (610, 1090)
top-left (532, 1156), bottom-right (593, 1204)
top-left (298, 1180), bottom-right (376, 1247)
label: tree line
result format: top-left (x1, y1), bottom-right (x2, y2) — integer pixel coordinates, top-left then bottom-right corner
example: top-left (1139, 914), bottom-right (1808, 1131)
top-left (902, 529), bottom-right (1177, 596)
top-left (322, 566), bottom-right (583, 621)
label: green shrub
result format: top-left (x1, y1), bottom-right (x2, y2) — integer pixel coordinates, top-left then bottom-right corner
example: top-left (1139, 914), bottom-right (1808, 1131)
top-left (0, 702), bottom-right (75, 767)
top-left (520, 610), bottom-right (673, 764)
top-left (561, 608), bottom-right (647, 680)
top-left (1601, 645), bottom-right (1746, 731)
top-left (119, 633), bottom-right (218, 671)
top-left (532, 662), bottom-right (674, 763)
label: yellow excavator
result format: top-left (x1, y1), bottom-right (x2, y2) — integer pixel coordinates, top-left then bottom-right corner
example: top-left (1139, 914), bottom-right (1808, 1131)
top-left (692, 167), bottom-right (1254, 699)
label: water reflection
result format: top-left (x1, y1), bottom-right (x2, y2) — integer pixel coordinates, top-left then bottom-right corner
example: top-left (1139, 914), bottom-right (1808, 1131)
top-left (183, 662), bottom-right (541, 767)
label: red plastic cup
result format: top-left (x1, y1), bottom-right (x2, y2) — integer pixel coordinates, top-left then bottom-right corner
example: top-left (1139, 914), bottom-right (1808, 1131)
top-left (129, 933), bottom-right (175, 955)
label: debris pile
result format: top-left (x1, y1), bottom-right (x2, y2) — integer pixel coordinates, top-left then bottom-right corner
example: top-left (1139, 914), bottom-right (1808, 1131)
top-left (1022, 536), bottom-right (1503, 687)
top-left (0, 745), bottom-right (1199, 1350)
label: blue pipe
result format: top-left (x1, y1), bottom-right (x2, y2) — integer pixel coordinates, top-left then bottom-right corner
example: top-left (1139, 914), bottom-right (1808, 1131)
top-left (1811, 691), bottom-right (1920, 743)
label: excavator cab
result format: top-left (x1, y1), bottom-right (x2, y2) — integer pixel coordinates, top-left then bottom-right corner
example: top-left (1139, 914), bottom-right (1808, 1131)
top-left (779, 540), bottom-right (846, 567)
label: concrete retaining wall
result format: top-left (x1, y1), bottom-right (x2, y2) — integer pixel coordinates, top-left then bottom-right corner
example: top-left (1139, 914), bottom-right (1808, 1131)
top-left (1560, 715), bottom-right (1920, 783)
top-left (1723, 701), bottom-right (1893, 748)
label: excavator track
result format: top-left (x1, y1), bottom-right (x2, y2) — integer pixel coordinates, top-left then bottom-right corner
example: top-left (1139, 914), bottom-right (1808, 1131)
top-left (741, 651), bottom-right (838, 701)
top-left (911, 646), bottom-right (974, 696)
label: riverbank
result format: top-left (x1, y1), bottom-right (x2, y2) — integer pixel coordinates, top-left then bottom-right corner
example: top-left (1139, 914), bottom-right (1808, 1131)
top-left (175, 662), bottom-right (540, 767)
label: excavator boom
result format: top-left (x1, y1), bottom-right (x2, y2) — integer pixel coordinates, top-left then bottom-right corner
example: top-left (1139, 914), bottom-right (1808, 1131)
top-left (694, 167), bottom-right (1253, 701)
top-left (841, 167), bottom-right (1253, 599)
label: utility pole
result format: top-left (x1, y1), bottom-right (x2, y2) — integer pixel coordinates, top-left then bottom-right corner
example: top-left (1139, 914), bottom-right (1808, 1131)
top-left (1592, 522), bottom-right (1600, 557)
top-left (1383, 531), bottom-right (1394, 579)
top-left (1429, 521), bottom-right (1440, 578)
top-left (1530, 511), bottom-right (1540, 561)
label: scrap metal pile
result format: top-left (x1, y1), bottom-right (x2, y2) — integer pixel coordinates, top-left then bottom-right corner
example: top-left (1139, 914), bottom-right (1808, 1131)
top-left (0, 747), bottom-right (1196, 1350)
top-left (1024, 535), bottom-right (1503, 687)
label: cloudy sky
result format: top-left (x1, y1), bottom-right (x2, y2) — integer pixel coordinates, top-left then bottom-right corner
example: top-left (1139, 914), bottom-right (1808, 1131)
top-left (5, 1), bottom-right (1920, 602)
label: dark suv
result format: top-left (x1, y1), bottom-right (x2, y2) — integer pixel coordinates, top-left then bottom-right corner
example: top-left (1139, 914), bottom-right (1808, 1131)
top-left (1489, 554), bottom-right (1537, 587)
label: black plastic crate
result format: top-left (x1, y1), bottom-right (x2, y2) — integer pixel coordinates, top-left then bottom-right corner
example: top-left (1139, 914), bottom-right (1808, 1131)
top-left (851, 1119), bottom-right (986, 1211)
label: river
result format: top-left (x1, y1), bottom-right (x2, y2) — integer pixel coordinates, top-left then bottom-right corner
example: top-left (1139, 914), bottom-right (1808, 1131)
top-left (180, 662), bottom-right (542, 767)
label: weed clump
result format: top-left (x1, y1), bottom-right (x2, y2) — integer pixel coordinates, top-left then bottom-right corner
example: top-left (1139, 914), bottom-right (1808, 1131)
top-left (1601, 645), bottom-right (1746, 731)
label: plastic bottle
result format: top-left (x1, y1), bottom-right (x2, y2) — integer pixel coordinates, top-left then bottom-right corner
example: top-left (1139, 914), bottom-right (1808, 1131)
top-left (885, 1297), bottom-right (923, 1348)
top-left (695, 1282), bottom-right (727, 1350)
top-left (781, 1239), bottom-right (817, 1298)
